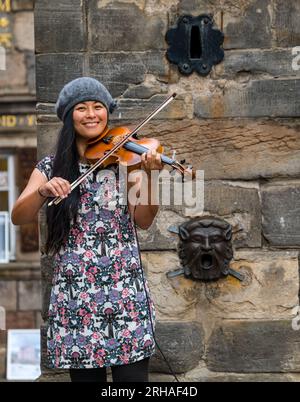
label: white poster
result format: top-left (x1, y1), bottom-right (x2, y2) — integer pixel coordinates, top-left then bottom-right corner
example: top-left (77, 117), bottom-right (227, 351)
top-left (7, 329), bottom-right (41, 381)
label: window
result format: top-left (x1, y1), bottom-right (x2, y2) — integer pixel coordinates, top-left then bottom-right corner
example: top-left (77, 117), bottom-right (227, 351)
top-left (0, 211), bottom-right (9, 262)
top-left (0, 154), bottom-right (16, 262)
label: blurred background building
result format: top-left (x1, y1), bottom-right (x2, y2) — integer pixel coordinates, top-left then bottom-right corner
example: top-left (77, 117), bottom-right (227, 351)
top-left (0, 0), bottom-right (40, 380)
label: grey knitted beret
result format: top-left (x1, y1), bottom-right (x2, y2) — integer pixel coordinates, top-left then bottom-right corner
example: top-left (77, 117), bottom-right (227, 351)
top-left (55, 77), bottom-right (117, 121)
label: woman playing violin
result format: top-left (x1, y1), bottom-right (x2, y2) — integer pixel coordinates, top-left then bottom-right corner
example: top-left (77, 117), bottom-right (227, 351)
top-left (11, 77), bottom-right (162, 382)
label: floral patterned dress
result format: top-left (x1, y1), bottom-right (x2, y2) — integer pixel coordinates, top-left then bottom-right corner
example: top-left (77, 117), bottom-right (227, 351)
top-left (36, 155), bottom-right (156, 369)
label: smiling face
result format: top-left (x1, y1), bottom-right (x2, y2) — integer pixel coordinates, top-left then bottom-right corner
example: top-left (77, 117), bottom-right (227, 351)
top-left (73, 101), bottom-right (108, 140)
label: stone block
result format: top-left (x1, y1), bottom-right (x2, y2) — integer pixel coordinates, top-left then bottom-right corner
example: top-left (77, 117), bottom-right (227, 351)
top-left (138, 208), bottom-right (186, 251)
top-left (36, 122), bottom-right (61, 160)
top-left (0, 51), bottom-right (27, 94)
top-left (0, 263), bottom-right (40, 281)
top-left (14, 12), bottom-right (34, 51)
top-left (35, 54), bottom-right (85, 102)
top-left (37, 371), bottom-right (71, 382)
top-left (195, 79), bottom-right (300, 118)
top-left (34, 0), bottom-right (85, 53)
top-left (18, 281), bottom-right (42, 310)
top-left (110, 94), bottom-right (188, 120)
top-left (89, 2), bottom-right (167, 52)
top-left (143, 116), bottom-right (300, 180)
top-left (149, 372), bottom-right (176, 382)
top-left (0, 282), bottom-right (17, 310)
top-left (223, 0), bottom-right (272, 49)
top-left (6, 311), bottom-right (36, 329)
top-left (140, 51), bottom-right (169, 77)
top-left (179, 0), bottom-right (272, 49)
top-left (138, 181), bottom-right (261, 250)
top-left (185, 370), bottom-right (295, 382)
top-left (124, 83), bottom-right (167, 99)
top-left (89, 51), bottom-right (168, 98)
top-left (199, 250), bottom-right (299, 320)
top-left (144, 250), bottom-right (299, 322)
top-left (217, 49), bottom-right (300, 79)
top-left (142, 251), bottom-right (199, 321)
top-left (204, 183), bottom-right (261, 248)
top-left (149, 321), bottom-right (204, 373)
top-left (89, 52), bottom-right (146, 97)
top-left (179, 0), bottom-right (219, 15)
top-left (274, 0), bottom-right (300, 47)
top-left (262, 183), bottom-right (300, 246)
top-left (36, 103), bottom-right (56, 116)
top-left (12, 0), bottom-right (34, 10)
top-left (206, 320), bottom-right (300, 372)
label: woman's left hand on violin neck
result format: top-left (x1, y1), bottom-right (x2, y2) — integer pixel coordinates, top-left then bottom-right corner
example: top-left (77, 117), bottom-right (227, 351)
top-left (140, 149), bottom-right (163, 176)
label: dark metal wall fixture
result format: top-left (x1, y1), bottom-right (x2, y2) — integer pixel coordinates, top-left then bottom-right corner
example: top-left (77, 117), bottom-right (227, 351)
top-left (166, 14), bottom-right (224, 76)
top-left (167, 217), bottom-right (244, 282)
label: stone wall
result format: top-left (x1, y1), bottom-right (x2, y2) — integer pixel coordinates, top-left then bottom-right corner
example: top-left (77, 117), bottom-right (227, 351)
top-left (35, 0), bottom-right (300, 381)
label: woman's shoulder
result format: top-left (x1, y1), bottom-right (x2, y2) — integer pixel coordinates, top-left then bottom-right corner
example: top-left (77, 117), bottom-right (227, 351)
top-left (35, 154), bottom-right (55, 180)
top-left (38, 154), bottom-right (55, 163)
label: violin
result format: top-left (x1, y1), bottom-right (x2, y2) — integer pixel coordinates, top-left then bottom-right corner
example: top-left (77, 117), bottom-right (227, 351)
top-left (48, 93), bottom-right (195, 206)
top-left (84, 125), bottom-right (193, 175)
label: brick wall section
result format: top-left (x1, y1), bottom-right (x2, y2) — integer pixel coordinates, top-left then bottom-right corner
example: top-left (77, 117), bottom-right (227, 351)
top-left (35, 0), bottom-right (300, 381)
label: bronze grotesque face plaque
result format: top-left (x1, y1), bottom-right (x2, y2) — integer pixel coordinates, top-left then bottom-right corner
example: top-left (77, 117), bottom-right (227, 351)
top-left (178, 217), bottom-right (233, 280)
top-left (166, 216), bottom-right (245, 281)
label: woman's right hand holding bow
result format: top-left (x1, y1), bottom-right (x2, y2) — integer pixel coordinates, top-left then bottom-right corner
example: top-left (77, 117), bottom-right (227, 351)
top-left (38, 177), bottom-right (72, 199)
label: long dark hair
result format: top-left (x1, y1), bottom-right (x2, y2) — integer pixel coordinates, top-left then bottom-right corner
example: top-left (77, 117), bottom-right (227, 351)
top-left (45, 108), bottom-right (81, 255)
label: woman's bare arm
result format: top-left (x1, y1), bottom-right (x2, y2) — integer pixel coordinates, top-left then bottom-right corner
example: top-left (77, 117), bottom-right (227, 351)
top-left (11, 168), bottom-right (71, 225)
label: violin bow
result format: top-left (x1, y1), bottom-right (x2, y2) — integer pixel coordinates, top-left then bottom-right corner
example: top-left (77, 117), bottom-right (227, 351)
top-left (48, 93), bottom-right (179, 207)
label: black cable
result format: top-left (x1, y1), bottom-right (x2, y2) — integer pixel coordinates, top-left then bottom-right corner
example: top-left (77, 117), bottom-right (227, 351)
top-left (133, 223), bottom-right (180, 383)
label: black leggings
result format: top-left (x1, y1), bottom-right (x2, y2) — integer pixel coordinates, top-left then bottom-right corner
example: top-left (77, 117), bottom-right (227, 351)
top-left (69, 357), bottom-right (150, 382)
